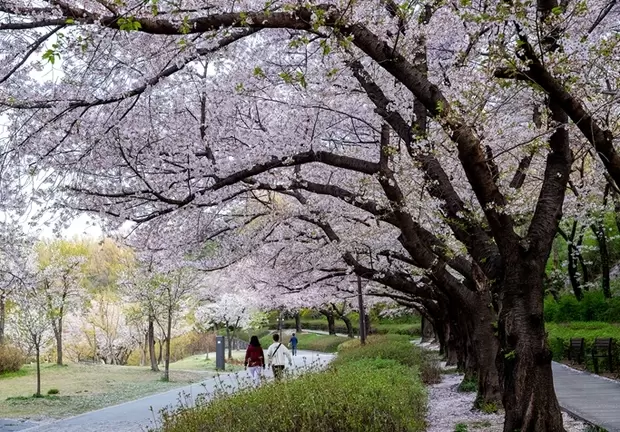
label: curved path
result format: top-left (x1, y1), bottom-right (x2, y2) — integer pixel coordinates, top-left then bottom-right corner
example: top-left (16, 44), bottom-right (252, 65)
top-left (18, 350), bottom-right (333, 432)
top-left (8, 342), bottom-right (620, 431)
top-left (553, 361), bottom-right (620, 431)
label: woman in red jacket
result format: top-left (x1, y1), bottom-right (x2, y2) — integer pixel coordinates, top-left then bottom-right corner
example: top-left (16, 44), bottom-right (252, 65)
top-left (244, 335), bottom-right (265, 385)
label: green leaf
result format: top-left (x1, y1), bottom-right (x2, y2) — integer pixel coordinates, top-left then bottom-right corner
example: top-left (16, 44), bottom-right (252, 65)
top-left (551, 6), bottom-right (563, 15)
top-left (42, 49), bottom-right (60, 65)
top-left (327, 68), bottom-right (339, 78)
top-left (279, 71), bottom-right (293, 84)
top-left (320, 39), bottom-right (331, 56)
top-left (180, 16), bottom-right (191, 34)
top-left (118, 17), bottom-right (142, 32)
top-left (65, 18), bottom-right (75, 24)
top-left (253, 67), bottom-right (266, 78)
top-left (296, 71), bottom-right (307, 89)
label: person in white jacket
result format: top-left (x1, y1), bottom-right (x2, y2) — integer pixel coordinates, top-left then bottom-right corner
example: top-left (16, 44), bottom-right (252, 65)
top-left (266, 333), bottom-right (293, 380)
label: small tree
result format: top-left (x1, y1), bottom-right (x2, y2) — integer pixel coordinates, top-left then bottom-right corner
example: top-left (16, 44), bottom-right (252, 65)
top-left (37, 240), bottom-right (89, 365)
top-left (13, 292), bottom-right (52, 397)
top-left (153, 268), bottom-right (195, 382)
top-left (196, 291), bottom-right (254, 360)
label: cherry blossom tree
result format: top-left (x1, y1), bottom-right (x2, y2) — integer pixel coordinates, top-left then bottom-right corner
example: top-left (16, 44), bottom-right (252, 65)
top-left (0, 225), bottom-right (33, 344)
top-left (12, 288), bottom-right (52, 397)
top-left (196, 290), bottom-right (256, 359)
top-left (36, 240), bottom-right (89, 365)
top-left (6, 1), bottom-right (620, 429)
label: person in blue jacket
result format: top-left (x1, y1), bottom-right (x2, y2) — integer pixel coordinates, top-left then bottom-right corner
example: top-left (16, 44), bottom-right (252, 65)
top-left (289, 333), bottom-right (298, 356)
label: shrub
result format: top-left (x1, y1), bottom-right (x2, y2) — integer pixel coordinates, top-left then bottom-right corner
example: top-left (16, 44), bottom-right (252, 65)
top-left (546, 321), bottom-right (620, 372)
top-left (544, 292), bottom-right (620, 323)
top-left (155, 358), bottom-right (426, 432)
top-left (0, 344), bottom-right (25, 374)
top-left (47, 388), bottom-right (60, 395)
top-left (457, 377), bottom-right (477, 393)
top-left (555, 295), bottom-right (582, 322)
top-left (580, 291), bottom-right (609, 321)
top-left (333, 334), bottom-right (440, 384)
top-left (544, 295), bottom-right (559, 322)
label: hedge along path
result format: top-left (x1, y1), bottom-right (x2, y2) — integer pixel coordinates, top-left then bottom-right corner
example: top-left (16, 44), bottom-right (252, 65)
top-left (552, 362), bottom-right (620, 432)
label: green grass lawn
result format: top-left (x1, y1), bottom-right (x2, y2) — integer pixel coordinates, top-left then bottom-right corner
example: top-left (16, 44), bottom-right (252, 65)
top-left (0, 356), bottom-right (227, 420)
top-left (169, 351), bottom-right (245, 372)
top-left (546, 321), bottom-right (620, 369)
top-left (259, 332), bottom-right (349, 353)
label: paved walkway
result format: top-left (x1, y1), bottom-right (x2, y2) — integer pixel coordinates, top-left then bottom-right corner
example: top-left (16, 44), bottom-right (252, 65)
top-left (12, 350), bottom-right (333, 432)
top-left (412, 338), bottom-right (620, 431)
top-left (553, 361), bottom-right (620, 431)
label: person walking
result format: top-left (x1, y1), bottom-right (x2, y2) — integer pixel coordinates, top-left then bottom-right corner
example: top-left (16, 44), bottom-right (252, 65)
top-left (266, 333), bottom-right (292, 381)
top-left (289, 333), bottom-right (298, 356)
top-left (244, 335), bottom-right (265, 385)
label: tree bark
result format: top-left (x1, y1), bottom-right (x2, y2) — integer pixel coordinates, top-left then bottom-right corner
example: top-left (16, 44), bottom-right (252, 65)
top-left (148, 315), bottom-right (159, 372)
top-left (294, 313), bottom-right (302, 333)
top-left (357, 275), bottom-right (366, 344)
top-left (331, 303), bottom-right (354, 338)
top-left (498, 262), bottom-right (564, 432)
top-left (319, 309), bottom-right (336, 335)
top-left (141, 331), bottom-right (147, 366)
top-left (465, 305), bottom-right (502, 409)
top-left (567, 223), bottom-right (583, 300)
top-left (421, 315), bottom-right (435, 343)
top-left (0, 296), bottom-right (5, 345)
top-left (226, 325), bottom-right (232, 360)
top-left (442, 319), bottom-right (460, 367)
top-left (341, 315), bottom-right (354, 338)
top-left (157, 339), bottom-right (163, 364)
top-left (35, 345), bottom-right (41, 397)
top-left (163, 308), bottom-right (172, 382)
top-left (54, 316), bottom-right (63, 366)
top-left (592, 221), bottom-right (611, 298)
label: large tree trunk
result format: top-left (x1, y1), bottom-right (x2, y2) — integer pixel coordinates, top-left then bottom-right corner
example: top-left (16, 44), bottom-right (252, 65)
top-left (442, 319), bottom-right (460, 367)
top-left (319, 309), bottom-right (336, 335)
top-left (294, 313), bottom-right (302, 333)
top-left (341, 315), bottom-right (354, 338)
top-left (498, 262), bottom-right (564, 432)
top-left (466, 304), bottom-right (502, 409)
top-left (157, 339), bottom-right (163, 364)
top-left (420, 315), bottom-right (435, 343)
top-left (148, 315), bottom-right (159, 372)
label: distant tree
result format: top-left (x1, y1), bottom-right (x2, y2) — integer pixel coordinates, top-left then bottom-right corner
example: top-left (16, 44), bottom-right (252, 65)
top-left (37, 240), bottom-right (90, 365)
top-left (13, 290), bottom-right (52, 397)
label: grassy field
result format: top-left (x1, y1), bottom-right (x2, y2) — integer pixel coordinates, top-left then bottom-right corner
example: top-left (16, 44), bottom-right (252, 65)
top-left (259, 332), bottom-right (349, 353)
top-left (272, 318), bottom-right (421, 336)
top-left (169, 351), bottom-right (245, 372)
top-left (0, 352), bottom-right (245, 420)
